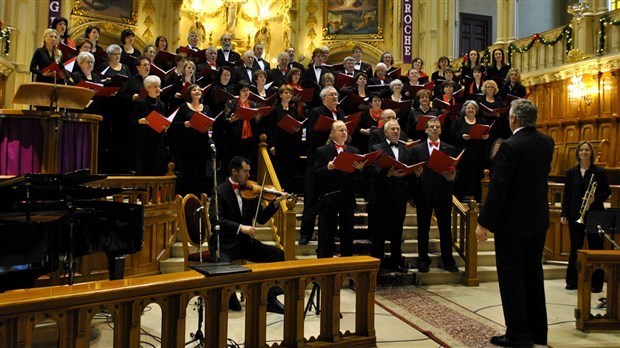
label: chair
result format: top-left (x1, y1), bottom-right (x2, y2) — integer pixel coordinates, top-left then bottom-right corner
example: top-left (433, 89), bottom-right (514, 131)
top-left (176, 194), bottom-right (213, 271)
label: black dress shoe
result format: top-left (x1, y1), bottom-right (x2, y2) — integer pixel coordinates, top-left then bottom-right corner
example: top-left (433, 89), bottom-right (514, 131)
top-left (390, 265), bottom-right (409, 273)
top-left (299, 237), bottom-right (310, 245)
top-left (266, 299), bottom-right (285, 314)
top-left (228, 294), bottom-right (242, 311)
top-left (444, 264), bottom-right (459, 273)
top-left (565, 284), bottom-right (577, 290)
top-left (418, 264), bottom-right (429, 273)
top-left (490, 335), bottom-right (533, 347)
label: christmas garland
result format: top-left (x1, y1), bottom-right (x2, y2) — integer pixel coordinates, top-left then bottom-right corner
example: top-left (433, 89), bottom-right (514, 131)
top-left (506, 25), bottom-right (573, 65)
top-left (0, 19), bottom-right (11, 56)
top-left (597, 15), bottom-right (620, 56)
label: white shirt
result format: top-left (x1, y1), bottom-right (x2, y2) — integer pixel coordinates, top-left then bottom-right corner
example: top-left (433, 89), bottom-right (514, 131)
top-left (229, 178), bottom-right (243, 212)
top-left (427, 139), bottom-right (440, 154)
top-left (387, 139), bottom-right (399, 160)
top-left (256, 58), bottom-right (266, 70)
top-left (314, 65), bottom-right (322, 83)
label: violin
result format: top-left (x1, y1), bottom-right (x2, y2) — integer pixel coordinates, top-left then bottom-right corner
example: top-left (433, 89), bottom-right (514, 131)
top-left (239, 180), bottom-right (294, 202)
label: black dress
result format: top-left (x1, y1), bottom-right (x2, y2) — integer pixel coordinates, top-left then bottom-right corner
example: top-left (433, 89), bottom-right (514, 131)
top-left (131, 97), bottom-right (168, 175)
top-left (30, 47), bottom-right (63, 83)
top-left (223, 99), bottom-right (265, 170)
top-left (486, 64), bottom-right (511, 83)
top-left (268, 103), bottom-right (302, 192)
top-left (405, 106), bottom-right (440, 141)
top-left (449, 116), bottom-right (489, 201)
top-left (209, 82), bottom-right (236, 177)
top-left (477, 95), bottom-right (509, 141)
top-left (169, 102), bottom-right (213, 195)
top-left (500, 82), bottom-right (526, 99)
top-left (353, 108), bottom-right (381, 154)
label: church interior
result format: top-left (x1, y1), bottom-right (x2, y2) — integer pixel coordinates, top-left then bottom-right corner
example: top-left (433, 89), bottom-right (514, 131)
top-left (1, 0), bottom-right (620, 347)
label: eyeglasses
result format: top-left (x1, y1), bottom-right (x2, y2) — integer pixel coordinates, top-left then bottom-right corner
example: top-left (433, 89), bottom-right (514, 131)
top-left (427, 125), bottom-right (441, 129)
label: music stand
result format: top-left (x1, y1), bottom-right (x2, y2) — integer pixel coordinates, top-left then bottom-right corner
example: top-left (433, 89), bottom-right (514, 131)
top-left (586, 209), bottom-right (620, 236)
top-left (13, 83), bottom-right (94, 111)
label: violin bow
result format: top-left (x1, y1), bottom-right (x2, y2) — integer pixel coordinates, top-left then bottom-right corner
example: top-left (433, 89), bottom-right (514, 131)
top-left (252, 172), bottom-right (268, 229)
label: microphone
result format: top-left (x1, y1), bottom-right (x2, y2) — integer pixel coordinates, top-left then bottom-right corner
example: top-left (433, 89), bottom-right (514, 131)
top-left (209, 140), bottom-right (217, 154)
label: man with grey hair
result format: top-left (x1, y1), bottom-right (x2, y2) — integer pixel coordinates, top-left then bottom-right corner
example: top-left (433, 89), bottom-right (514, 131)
top-left (216, 33), bottom-right (241, 66)
top-left (232, 50), bottom-right (257, 85)
top-left (368, 119), bottom-right (414, 272)
top-left (476, 99), bottom-right (553, 348)
top-left (267, 52), bottom-right (290, 87)
top-left (299, 86), bottom-right (344, 245)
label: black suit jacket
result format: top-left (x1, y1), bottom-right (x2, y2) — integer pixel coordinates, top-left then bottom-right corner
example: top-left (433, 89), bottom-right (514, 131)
top-left (368, 126), bottom-right (408, 149)
top-left (302, 65), bottom-right (330, 88)
top-left (305, 105), bottom-right (345, 160)
top-left (561, 164), bottom-right (611, 220)
top-left (314, 143), bottom-right (360, 198)
top-left (411, 140), bottom-right (456, 204)
top-left (252, 58), bottom-right (271, 71)
top-left (267, 67), bottom-right (289, 87)
top-left (478, 127), bottom-right (554, 234)
top-left (216, 49), bottom-right (241, 66)
top-left (210, 180), bottom-right (279, 249)
top-left (370, 141), bottom-right (414, 205)
top-left (232, 65), bottom-right (258, 85)
top-left (289, 61), bottom-right (305, 72)
top-left (355, 61), bottom-right (372, 76)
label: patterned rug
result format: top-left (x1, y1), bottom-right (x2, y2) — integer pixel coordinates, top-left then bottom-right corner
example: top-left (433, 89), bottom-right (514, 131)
top-left (375, 286), bottom-right (505, 347)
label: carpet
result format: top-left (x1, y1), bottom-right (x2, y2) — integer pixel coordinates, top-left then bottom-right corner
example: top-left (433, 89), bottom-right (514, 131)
top-left (375, 286), bottom-right (505, 347)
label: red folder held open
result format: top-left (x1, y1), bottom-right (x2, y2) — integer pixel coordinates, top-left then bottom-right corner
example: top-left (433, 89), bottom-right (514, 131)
top-left (333, 150), bottom-right (381, 173)
top-left (416, 113), bottom-right (446, 131)
top-left (468, 121), bottom-right (494, 140)
top-left (277, 114), bottom-right (306, 134)
top-left (189, 110), bottom-right (221, 133)
top-left (375, 152), bottom-right (426, 175)
top-left (235, 106), bottom-right (275, 121)
top-left (145, 110), bottom-right (176, 133)
top-left (42, 62), bottom-right (66, 79)
top-left (293, 87), bottom-right (315, 103)
top-left (426, 149), bottom-right (465, 174)
top-left (77, 81), bottom-right (120, 97)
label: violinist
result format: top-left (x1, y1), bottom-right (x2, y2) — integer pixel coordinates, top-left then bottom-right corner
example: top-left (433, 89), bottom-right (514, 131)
top-left (209, 156), bottom-right (289, 314)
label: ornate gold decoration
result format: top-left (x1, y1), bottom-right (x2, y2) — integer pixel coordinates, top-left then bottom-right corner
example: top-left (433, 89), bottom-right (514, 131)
top-left (306, 0), bottom-right (317, 52)
top-left (142, 0), bottom-right (155, 42)
top-left (567, 49), bottom-right (590, 63)
top-left (71, 0), bottom-right (139, 26)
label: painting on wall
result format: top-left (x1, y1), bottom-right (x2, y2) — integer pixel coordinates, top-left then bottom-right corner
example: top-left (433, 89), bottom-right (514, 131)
top-left (325, 0), bottom-right (382, 38)
top-left (72, 0), bottom-right (137, 25)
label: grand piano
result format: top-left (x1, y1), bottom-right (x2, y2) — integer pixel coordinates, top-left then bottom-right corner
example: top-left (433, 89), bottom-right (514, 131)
top-left (0, 171), bottom-right (144, 292)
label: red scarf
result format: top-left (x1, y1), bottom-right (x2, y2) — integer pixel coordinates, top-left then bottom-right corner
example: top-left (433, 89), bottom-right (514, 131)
top-left (370, 108), bottom-right (382, 124)
top-left (239, 98), bottom-right (252, 139)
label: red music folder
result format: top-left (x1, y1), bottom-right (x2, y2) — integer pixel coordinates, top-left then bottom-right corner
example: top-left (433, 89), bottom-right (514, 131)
top-left (63, 57), bottom-right (76, 72)
top-left (333, 150), bottom-right (381, 173)
top-left (375, 153), bottom-right (426, 175)
top-left (200, 83), bottom-right (213, 97)
top-left (197, 66), bottom-right (219, 80)
top-left (145, 110), bottom-right (175, 133)
top-left (386, 67), bottom-right (402, 79)
top-left (276, 114), bottom-right (307, 134)
top-left (249, 92), bottom-right (278, 106)
top-left (76, 81), bottom-right (120, 97)
top-left (340, 94), bottom-right (369, 109)
top-left (335, 73), bottom-right (355, 89)
top-left (180, 81), bottom-right (192, 95)
top-left (58, 42), bottom-right (77, 63)
top-left (426, 149), bottom-right (465, 174)
top-left (345, 112), bottom-right (361, 122)
top-left (154, 50), bottom-right (177, 69)
top-left (468, 121), bottom-right (494, 140)
top-left (416, 113), bottom-right (446, 131)
top-left (407, 80), bottom-right (435, 96)
top-left (313, 114), bottom-right (336, 132)
top-left (235, 106), bottom-right (275, 121)
top-left (138, 88), bottom-right (149, 99)
top-left (149, 64), bottom-right (176, 80)
top-left (381, 99), bottom-right (413, 117)
top-left (479, 103), bottom-right (511, 116)
top-left (177, 46), bottom-right (207, 64)
top-left (189, 110), bottom-right (220, 133)
top-left (433, 98), bottom-right (461, 116)
top-left (399, 139), bottom-right (421, 149)
top-left (214, 87), bottom-right (237, 103)
top-left (452, 87), bottom-right (465, 99)
top-left (42, 62), bottom-right (66, 79)
top-left (504, 91), bottom-right (532, 103)
top-left (293, 87), bottom-right (315, 103)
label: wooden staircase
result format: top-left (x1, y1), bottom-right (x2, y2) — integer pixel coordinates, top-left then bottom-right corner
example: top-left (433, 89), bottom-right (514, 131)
top-left (161, 196), bottom-right (567, 285)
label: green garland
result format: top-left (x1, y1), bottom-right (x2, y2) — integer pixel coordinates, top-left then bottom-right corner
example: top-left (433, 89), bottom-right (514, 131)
top-left (0, 20), bottom-right (10, 56)
top-left (506, 25), bottom-right (573, 66)
top-left (598, 15), bottom-right (620, 56)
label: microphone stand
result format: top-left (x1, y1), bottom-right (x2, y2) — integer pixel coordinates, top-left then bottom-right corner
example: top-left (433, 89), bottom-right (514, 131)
top-left (210, 141), bottom-right (221, 263)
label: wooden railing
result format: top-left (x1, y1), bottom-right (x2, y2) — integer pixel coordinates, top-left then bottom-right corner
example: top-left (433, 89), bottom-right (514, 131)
top-left (0, 256), bottom-right (379, 348)
top-left (451, 197), bottom-right (480, 286)
top-left (256, 134), bottom-right (298, 261)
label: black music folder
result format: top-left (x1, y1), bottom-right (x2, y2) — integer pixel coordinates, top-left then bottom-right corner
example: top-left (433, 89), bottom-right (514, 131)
top-left (190, 262), bottom-right (251, 276)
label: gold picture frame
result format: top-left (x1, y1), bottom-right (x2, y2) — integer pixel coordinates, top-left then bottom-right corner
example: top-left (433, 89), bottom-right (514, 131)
top-left (323, 0), bottom-right (383, 40)
top-left (71, 0), bottom-right (138, 26)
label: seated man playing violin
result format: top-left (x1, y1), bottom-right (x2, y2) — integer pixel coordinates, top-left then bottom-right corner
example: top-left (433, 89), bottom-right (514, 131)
top-left (209, 156), bottom-right (291, 314)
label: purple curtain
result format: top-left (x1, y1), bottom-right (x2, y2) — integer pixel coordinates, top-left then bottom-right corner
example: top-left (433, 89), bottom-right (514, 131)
top-left (58, 121), bottom-right (91, 173)
top-left (0, 119), bottom-right (44, 175)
